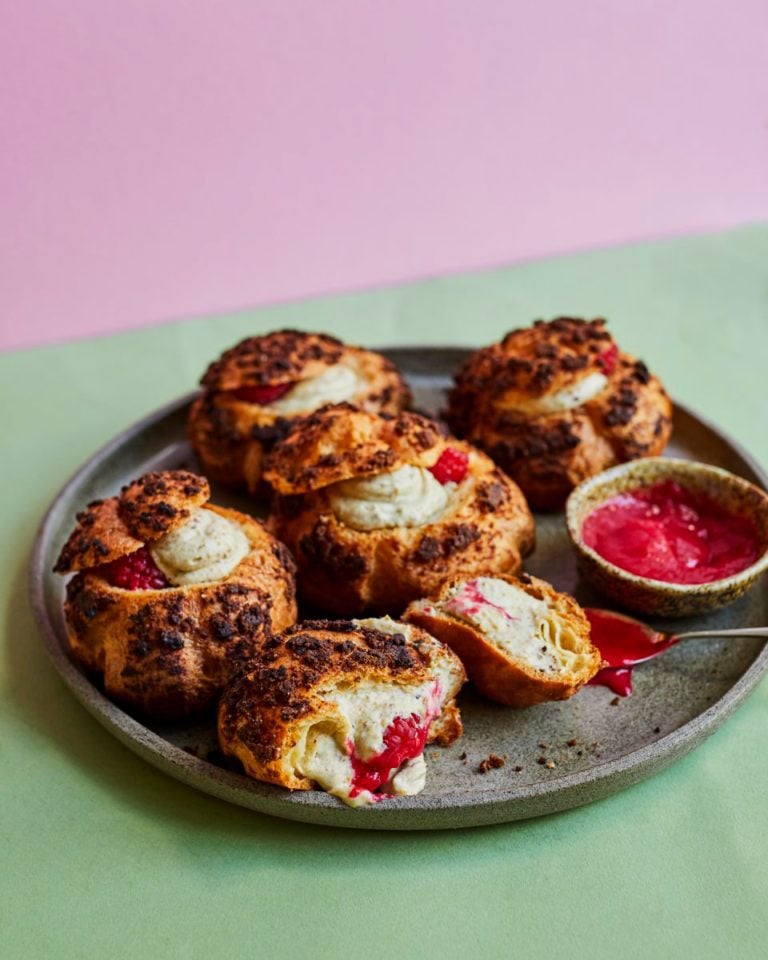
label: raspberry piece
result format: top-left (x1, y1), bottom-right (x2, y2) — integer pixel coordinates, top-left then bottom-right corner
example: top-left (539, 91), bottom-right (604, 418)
top-left (429, 447), bottom-right (469, 485)
top-left (596, 343), bottom-right (618, 376)
top-left (98, 547), bottom-right (169, 590)
top-left (349, 713), bottom-right (429, 796)
top-left (232, 382), bottom-right (293, 405)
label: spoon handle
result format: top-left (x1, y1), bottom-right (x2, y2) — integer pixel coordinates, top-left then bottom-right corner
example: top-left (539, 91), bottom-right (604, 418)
top-left (673, 627), bottom-right (768, 642)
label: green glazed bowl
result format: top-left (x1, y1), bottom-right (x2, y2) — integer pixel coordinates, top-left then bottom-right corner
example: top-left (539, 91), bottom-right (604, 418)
top-left (565, 457), bottom-right (768, 618)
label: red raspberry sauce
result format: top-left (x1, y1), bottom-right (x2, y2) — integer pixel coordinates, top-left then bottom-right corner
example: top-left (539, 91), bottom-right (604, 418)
top-left (582, 480), bottom-right (761, 585)
top-left (97, 547), bottom-right (169, 590)
top-left (429, 447), bottom-right (469, 485)
top-left (232, 382), bottom-right (293, 405)
top-left (444, 581), bottom-right (519, 623)
top-left (586, 608), bottom-right (676, 696)
top-left (349, 713), bottom-right (430, 798)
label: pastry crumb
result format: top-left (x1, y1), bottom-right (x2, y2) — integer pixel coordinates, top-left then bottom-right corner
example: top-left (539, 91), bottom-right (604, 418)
top-left (477, 754), bottom-right (506, 774)
top-left (610, 696), bottom-right (620, 706)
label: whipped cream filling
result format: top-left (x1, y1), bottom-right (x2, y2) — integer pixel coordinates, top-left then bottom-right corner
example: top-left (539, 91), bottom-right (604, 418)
top-left (506, 371), bottom-right (608, 416)
top-left (335, 681), bottom-right (440, 761)
top-left (329, 465), bottom-right (454, 531)
top-left (416, 577), bottom-right (566, 674)
top-left (388, 755), bottom-right (427, 796)
top-left (268, 362), bottom-right (364, 414)
top-left (292, 624), bottom-right (443, 807)
top-left (150, 507), bottom-right (250, 586)
top-left (297, 723), bottom-right (358, 803)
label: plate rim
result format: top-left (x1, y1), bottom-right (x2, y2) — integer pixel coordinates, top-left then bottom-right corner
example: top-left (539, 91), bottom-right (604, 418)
top-left (28, 347), bottom-right (768, 830)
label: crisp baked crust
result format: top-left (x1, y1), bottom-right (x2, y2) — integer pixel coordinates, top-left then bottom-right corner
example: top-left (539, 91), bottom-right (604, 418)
top-left (188, 330), bottom-right (410, 494)
top-left (55, 471), bottom-right (298, 719)
top-left (63, 507), bottom-right (297, 719)
top-left (447, 318), bottom-right (673, 510)
top-left (54, 470), bottom-right (210, 573)
top-left (200, 330), bottom-right (347, 391)
top-left (218, 620), bottom-right (466, 791)
top-left (266, 409), bottom-right (536, 614)
top-left (54, 498), bottom-right (145, 572)
top-left (263, 404), bottom-right (444, 494)
top-left (404, 573), bottom-right (602, 707)
top-left (118, 471), bottom-right (209, 541)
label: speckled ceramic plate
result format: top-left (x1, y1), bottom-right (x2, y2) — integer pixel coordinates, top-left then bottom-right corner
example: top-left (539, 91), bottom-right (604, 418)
top-left (29, 347), bottom-right (768, 830)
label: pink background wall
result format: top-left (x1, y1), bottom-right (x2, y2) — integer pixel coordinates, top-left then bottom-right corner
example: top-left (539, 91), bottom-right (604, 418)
top-left (3, 1), bottom-right (768, 351)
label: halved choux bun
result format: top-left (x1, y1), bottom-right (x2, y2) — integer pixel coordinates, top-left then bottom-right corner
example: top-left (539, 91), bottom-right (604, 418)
top-left (188, 329), bottom-right (410, 494)
top-left (404, 573), bottom-right (602, 707)
top-left (54, 470), bottom-right (297, 719)
top-left (218, 618), bottom-right (466, 806)
top-left (447, 317), bottom-right (673, 510)
top-left (264, 405), bottom-right (536, 615)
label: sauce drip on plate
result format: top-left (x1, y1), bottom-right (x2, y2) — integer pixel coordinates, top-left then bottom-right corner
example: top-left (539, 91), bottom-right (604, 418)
top-left (582, 480), bottom-right (761, 584)
top-left (586, 608), bottom-right (677, 696)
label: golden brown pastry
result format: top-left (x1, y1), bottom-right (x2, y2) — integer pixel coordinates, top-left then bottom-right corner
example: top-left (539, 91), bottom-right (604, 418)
top-left (264, 405), bottom-right (536, 614)
top-left (447, 317), bottom-right (673, 510)
top-left (404, 573), bottom-right (602, 707)
top-left (54, 470), bottom-right (297, 719)
top-left (188, 329), bottom-right (410, 494)
top-left (218, 617), bottom-right (466, 806)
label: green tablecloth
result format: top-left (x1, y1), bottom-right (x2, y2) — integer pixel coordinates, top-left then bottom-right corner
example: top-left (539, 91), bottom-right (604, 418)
top-left (3, 226), bottom-right (768, 959)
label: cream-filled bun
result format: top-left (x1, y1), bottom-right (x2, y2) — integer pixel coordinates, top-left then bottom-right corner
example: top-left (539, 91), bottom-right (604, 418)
top-left (54, 470), bottom-right (297, 719)
top-left (188, 330), bottom-right (410, 495)
top-left (264, 405), bottom-right (536, 615)
top-left (447, 317), bottom-right (673, 510)
top-left (404, 573), bottom-right (601, 707)
top-left (218, 618), bottom-right (466, 806)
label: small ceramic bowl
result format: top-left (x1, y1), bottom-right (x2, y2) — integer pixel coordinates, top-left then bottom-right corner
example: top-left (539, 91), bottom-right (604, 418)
top-left (565, 458), bottom-right (768, 618)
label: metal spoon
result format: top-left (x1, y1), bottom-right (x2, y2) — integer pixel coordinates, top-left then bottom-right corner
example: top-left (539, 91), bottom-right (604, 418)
top-left (586, 608), bottom-right (768, 668)
top-left (669, 626), bottom-right (768, 642)
top-left (584, 609), bottom-right (768, 697)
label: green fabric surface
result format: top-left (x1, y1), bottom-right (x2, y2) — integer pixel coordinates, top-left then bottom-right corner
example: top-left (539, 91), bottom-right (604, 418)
top-left (3, 225), bottom-right (768, 960)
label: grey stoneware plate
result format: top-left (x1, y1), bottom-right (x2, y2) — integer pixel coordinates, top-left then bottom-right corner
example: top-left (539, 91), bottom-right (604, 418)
top-left (29, 347), bottom-right (768, 831)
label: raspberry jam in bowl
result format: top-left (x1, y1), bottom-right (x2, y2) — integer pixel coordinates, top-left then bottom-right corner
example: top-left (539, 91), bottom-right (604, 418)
top-left (566, 458), bottom-right (768, 617)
